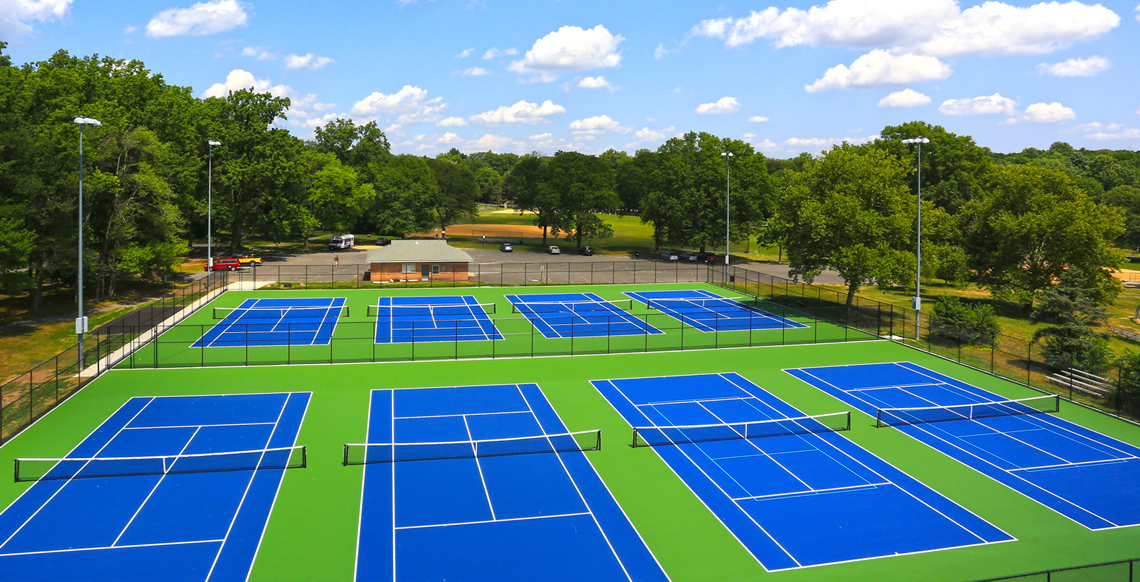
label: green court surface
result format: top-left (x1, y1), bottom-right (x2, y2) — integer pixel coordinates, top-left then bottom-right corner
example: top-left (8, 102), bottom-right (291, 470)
top-left (2, 285), bottom-right (1139, 581)
top-left (121, 283), bottom-right (869, 369)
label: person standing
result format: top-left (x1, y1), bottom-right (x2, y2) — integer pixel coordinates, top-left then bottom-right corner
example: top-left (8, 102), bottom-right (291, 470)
top-left (334, 254), bottom-right (340, 267)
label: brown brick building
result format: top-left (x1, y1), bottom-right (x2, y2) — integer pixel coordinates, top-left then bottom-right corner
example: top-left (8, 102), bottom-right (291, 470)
top-left (367, 240), bottom-right (474, 282)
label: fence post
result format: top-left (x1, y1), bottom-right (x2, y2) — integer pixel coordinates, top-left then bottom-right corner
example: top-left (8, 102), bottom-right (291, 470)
top-left (411, 321), bottom-right (416, 361)
top-left (1027, 341), bottom-right (1032, 385)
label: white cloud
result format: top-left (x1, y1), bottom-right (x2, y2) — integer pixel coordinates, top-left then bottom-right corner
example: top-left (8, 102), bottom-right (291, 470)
top-left (530, 133), bottom-right (554, 141)
top-left (483, 47), bottom-right (518, 60)
top-left (938, 93), bottom-right (1018, 116)
top-left (919, 2), bottom-right (1120, 57)
top-left (1086, 126), bottom-right (1140, 140)
top-left (385, 124), bottom-right (404, 137)
top-left (438, 117), bottom-right (468, 127)
top-left (438, 132), bottom-right (462, 144)
top-left (467, 134), bottom-right (527, 152)
top-left (785, 134), bottom-right (880, 149)
top-left (628, 125), bottom-right (677, 148)
top-left (0, 0), bottom-right (72, 36)
top-left (300, 112), bottom-right (342, 129)
top-left (200, 69), bottom-right (292, 99)
top-left (569, 115), bottom-right (629, 138)
top-left (878, 88), bottom-right (932, 108)
top-left (285, 53), bottom-right (334, 70)
top-left (693, 1), bottom-right (957, 49)
top-left (755, 139), bottom-right (781, 151)
top-left (696, 97), bottom-right (741, 114)
top-left (1023, 102), bottom-right (1076, 123)
top-left (508, 25), bottom-right (624, 79)
top-left (1037, 55), bottom-right (1110, 77)
top-left (124, 25), bottom-right (138, 34)
top-left (460, 67), bottom-right (492, 77)
top-left (351, 85), bottom-right (445, 124)
top-left (457, 48), bottom-right (474, 59)
top-left (806, 50), bottom-right (951, 92)
top-left (578, 76), bottom-right (611, 89)
top-left (694, 1), bottom-right (1118, 58)
top-left (146, 0), bottom-right (247, 38)
top-left (469, 100), bottom-right (566, 125)
top-left (654, 43), bottom-right (668, 60)
top-left (748, 116), bottom-right (770, 123)
top-left (241, 46), bottom-right (275, 60)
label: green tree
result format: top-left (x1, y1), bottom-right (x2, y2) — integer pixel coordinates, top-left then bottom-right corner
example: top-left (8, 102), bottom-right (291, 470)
top-left (546, 151), bottom-right (619, 248)
top-left (503, 154), bottom-right (559, 245)
top-left (1031, 268), bottom-right (1112, 373)
top-left (313, 119), bottom-right (390, 169)
top-left (877, 121), bottom-right (991, 214)
top-left (366, 155), bottom-right (438, 236)
top-left (1103, 185), bottom-right (1140, 249)
top-left (961, 165), bottom-right (1124, 308)
top-left (425, 158), bottom-right (479, 237)
top-left (930, 296), bottom-right (1000, 345)
top-left (767, 145), bottom-right (916, 306)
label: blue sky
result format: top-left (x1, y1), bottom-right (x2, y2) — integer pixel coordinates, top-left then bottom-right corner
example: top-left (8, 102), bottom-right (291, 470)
top-left (3, 0), bottom-right (1139, 156)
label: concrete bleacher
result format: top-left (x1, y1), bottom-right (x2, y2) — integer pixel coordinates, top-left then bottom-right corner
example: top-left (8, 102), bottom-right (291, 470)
top-left (1047, 368), bottom-right (1114, 398)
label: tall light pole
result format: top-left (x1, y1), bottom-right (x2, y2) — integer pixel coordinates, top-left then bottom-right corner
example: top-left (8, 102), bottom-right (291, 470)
top-left (74, 116), bottom-right (102, 372)
top-left (902, 137), bottom-right (929, 340)
top-left (721, 151), bottom-right (734, 282)
top-left (207, 140), bottom-right (221, 271)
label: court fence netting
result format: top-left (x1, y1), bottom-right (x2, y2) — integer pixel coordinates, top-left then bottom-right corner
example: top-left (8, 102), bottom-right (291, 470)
top-left (13, 445), bottom-right (306, 482)
top-left (7, 259), bottom-right (1140, 446)
top-left (973, 556), bottom-right (1137, 582)
top-left (0, 271), bottom-right (232, 445)
top-left (342, 429), bottom-right (602, 465)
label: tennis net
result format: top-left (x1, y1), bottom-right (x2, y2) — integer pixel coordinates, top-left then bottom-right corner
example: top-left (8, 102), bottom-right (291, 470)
top-left (342, 429), bottom-right (601, 465)
top-left (632, 411), bottom-right (850, 448)
top-left (213, 306), bottom-right (347, 320)
top-left (367, 302), bottom-right (497, 318)
top-left (875, 394), bottom-right (1061, 428)
top-left (646, 296), bottom-right (757, 311)
top-left (14, 445), bottom-right (307, 482)
top-left (511, 299), bottom-right (633, 314)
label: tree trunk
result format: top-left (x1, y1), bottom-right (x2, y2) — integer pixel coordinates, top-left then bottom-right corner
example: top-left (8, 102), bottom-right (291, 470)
top-left (845, 283), bottom-right (859, 308)
top-left (542, 226), bottom-right (548, 246)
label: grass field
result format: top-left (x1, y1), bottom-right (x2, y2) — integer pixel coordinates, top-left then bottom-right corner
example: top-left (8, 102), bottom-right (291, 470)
top-left (1, 283), bottom-right (1138, 582)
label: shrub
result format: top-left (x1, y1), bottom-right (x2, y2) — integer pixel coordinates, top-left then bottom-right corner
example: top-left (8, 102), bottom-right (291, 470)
top-left (930, 295), bottom-right (1000, 345)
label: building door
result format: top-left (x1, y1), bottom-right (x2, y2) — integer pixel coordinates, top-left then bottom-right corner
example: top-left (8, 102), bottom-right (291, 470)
top-left (421, 264), bottom-right (430, 281)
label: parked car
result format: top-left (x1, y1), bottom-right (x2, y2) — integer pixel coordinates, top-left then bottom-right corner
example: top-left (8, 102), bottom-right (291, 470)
top-left (500, 242), bottom-right (514, 252)
top-left (660, 250), bottom-right (679, 261)
top-left (547, 245), bottom-right (561, 255)
top-left (375, 237), bottom-right (391, 246)
top-left (679, 251), bottom-right (699, 261)
top-left (697, 251), bottom-right (717, 263)
top-left (206, 258), bottom-right (243, 271)
top-left (577, 246), bottom-right (593, 256)
top-left (235, 254), bottom-right (261, 266)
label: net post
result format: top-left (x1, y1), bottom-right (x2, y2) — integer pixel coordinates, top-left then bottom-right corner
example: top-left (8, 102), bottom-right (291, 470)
top-left (301, 445), bottom-right (307, 469)
top-left (13, 459), bottom-right (18, 483)
top-left (632, 428), bottom-right (638, 448)
top-left (843, 411), bottom-right (851, 431)
top-left (342, 444), bottom-right (349, 466)
top-left (597, 429), bottom-right (602, 451)
top-left (875, 410), bottom-right (884, 428)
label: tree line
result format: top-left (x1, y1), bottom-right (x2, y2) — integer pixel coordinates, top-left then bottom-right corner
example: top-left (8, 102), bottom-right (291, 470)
top-left (3, 46), bottom-right (1139, 333)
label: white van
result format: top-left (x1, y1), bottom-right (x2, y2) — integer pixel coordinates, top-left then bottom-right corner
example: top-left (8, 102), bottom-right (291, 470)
top-left (328, 234), bottom-right (355, 249)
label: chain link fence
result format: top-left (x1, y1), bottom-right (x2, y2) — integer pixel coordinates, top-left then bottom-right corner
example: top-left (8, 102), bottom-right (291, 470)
top-left (974, 557), bottom-right (1136, 582)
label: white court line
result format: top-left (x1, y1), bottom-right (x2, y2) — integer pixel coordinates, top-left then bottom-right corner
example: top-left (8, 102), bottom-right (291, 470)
top-left (204, 393), bottom-right (291, 582)
top-left (603, 378), bottom-right (799, 569)
top-left (462, 414), bottom-right (497, 521)
top-left (1010, 456), bottom-right (1140, 473)
top-left (395, 512), bottom-right (591, 531)
top-left (124, 422), bottom-right (277, 430)
top-left (206, 299), bottom-right (262, 348)
top-left (350, 390), bottom-right (376, 582)
top-left (791, 365), bottom-right (1119, 530)
top-left (515, 384), bottom-right (635, 582)
top-left (463, 296), bottom-right (492, 341)
top-left (0, 538), bottom-right (224, 558)
top-left (720, 372), bottom-right (998, 544)
top-left (395, 410), bottom-right (530, 420)
top-left (508, 296), bottom-right (564, 339)
top-left (111, 426), bottom-right (202, 546)
top-left (0, 398), bottom-right (157, 552)
top-left (732, 482), bottom-right (892, 502)
top-left (639, 395), bottom-right (752, 408)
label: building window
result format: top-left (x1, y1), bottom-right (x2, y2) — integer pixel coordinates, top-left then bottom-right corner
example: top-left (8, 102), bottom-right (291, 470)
top-left (431, 265), bottom-right (440, 275)
top-left (402, 263), bottom-right (415, 274)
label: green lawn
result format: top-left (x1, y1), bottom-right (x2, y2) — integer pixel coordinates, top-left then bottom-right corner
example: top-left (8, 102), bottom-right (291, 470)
top-left (2, 321), bottom-right (1138, 581)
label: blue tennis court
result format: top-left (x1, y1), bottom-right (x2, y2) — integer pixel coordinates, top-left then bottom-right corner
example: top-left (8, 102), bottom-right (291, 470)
top-left (591, 373), bottom-right (1011, 571)
top-left (786, 362), bottom-right (1140, 530)
top-left (354, 384), bottom-right (667, 582)
top-left (625, 289), bottom-right (807, 333)
top-left (506, 293), bottom-right (662, 339)
top-left (373, 296), bottom-right (502, 344)
top-left (191, 298), bottom-right (346, 347)
top-left (0, 392), bottom-right (310, 582)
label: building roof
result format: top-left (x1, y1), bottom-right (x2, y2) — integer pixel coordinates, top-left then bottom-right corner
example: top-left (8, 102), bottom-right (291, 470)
top-left (366, 239), bottom-right (474, 263)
